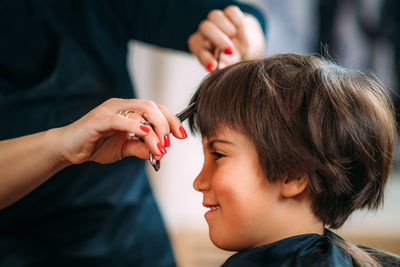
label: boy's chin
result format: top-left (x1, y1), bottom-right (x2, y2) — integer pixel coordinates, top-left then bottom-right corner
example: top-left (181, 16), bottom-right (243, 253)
top-left (209, 230), bottom-right (250, 252)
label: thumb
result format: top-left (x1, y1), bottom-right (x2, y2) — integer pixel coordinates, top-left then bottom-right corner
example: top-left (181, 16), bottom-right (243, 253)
top-left (121, 141), bottom-right (163, 161)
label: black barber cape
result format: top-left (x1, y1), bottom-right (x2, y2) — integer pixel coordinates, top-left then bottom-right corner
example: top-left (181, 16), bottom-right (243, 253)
top-left (222, 230), bottom-right (353, 267)
top-left (0, 1), bottom-right (266, 267)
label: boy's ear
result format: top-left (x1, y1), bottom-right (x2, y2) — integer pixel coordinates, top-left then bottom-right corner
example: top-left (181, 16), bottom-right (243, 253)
top-left (280, 174), bottom-right (308, 198)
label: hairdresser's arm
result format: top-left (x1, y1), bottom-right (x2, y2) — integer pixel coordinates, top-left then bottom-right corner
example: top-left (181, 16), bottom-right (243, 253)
top-left (0, 130), bottom-right (70, 210)
top-left (0, 98), bottom-right (185, 209)
top-left (111, 0), bottom-right (266, 57)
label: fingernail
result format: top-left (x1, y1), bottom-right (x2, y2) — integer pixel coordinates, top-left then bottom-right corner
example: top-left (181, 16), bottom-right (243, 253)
top-left (230, 34), bottom-right (236, 39)
top-left (140, 125), bottom-right (150, 133)
top-left (157, 142), bottom-right (167, 154)
top-left (164, 134), bottom-right (170, 147)
top-left (179, 126), bottom-right (187, 139)
top-left (224, 46), bottom-right (233, 55)
top-left (207, 62), bottom-right (214, 71)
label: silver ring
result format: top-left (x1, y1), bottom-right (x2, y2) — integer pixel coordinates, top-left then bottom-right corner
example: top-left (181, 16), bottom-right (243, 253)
top-left (128, 133), bottom-right (137, 139)
top-left (140, 120), bottom-right (150, 126)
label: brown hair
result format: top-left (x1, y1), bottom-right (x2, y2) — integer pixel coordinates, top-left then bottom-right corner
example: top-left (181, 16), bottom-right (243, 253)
top-left (188, 54), bottom-right (397, 266)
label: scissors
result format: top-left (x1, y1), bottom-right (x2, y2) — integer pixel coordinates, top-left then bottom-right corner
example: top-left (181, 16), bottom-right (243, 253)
top-left (147, 49), bottom-right (221, 171)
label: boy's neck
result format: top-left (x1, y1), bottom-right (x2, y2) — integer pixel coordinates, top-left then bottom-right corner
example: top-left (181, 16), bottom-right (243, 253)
top-left (254, 195), bottom-right (324, 248)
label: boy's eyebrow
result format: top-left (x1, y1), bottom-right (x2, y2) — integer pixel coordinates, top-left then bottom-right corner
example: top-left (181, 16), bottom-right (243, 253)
top-left (207, 139), bottom-right (233, 149)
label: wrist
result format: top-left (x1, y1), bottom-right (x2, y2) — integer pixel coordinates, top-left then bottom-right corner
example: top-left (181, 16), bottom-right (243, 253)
top-left (45, 127), bottom-right (73, 169)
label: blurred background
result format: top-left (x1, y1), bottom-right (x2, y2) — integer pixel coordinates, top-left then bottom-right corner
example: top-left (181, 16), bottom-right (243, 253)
top-left (129, 0), bottom-right (400, 266)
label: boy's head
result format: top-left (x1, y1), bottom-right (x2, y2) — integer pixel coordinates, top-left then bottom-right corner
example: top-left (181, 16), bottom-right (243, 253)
top-left (189, 54), bottom-right (396, 250)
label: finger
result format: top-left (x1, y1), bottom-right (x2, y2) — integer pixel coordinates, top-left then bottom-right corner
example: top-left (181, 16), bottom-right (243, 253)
top-left (188, 33), bottom-right (217, 71)
top-left (121, 141), bottom-right (152, 160)
top-left (121, 119), bottom-right (166, 159)
top-left (118, 99), bottom-right (171, 146)
top-left (141, 127), bottom-right (167, 157)
top-left (217, 52), bottom-right (240, 68)
top-left (224, 6), bottom-right (246, 32)
top-left (224, 6), bottom-right (249, 54)
top-left (123, 111), bottom-right (171, 148)
top-left (188, 32), bottom-right (213, 54)
top-left (157, 105), bottom-right (188, 140)
top-left (96, 113), bottom-right (151, 138)
top-left (198, 20), bottom-right (235, 56)
top-left (207, 9), bottom-right (237, 40)
top-left (120, 112), bottom-right (153, 139)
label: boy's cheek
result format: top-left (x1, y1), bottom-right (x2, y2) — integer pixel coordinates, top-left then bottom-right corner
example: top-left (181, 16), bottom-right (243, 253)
top-left (212, 179), bottom-right (238, 203)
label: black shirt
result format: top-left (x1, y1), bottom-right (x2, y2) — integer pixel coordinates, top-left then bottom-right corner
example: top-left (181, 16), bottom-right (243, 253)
top-left (222, 230), bottom-right (353, 267)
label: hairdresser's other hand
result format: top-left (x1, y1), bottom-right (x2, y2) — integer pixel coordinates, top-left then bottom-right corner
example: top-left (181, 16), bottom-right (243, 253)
top-left (188, 5), bottom-right (265, 71)
top-left (55, 98), bottom-right (186, 165)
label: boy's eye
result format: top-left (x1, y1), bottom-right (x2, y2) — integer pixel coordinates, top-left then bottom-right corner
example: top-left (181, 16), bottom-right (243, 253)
top-left (211, 152), bottom-right (225, 160)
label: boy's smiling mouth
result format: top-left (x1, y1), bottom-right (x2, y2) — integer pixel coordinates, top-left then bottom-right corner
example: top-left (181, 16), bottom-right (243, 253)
top-left (203, 203), bottom-right (220, 217)
top-left (203, 202), bottom-right (220, 209)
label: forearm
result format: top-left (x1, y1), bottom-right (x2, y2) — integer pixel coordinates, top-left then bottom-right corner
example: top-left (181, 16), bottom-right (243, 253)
top-left (118, 0), bottom-right (266, 51)
top-left (0, 97), bottom-right (188, 208)
top-left (0, 128), bottom-right (71, 209)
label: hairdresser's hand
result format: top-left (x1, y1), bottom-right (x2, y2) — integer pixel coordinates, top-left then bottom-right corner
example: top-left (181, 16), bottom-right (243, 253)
top-left (0, 98), bottom-right (187, 209)
top-left (56, 98), bottom-right (187, 165)
top-left (188, 5), bottom-right (265, 71)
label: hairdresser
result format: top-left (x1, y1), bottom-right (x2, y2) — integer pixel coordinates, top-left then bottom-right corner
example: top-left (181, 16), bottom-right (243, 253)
top-left (0, 1), bottom-right (265, 266)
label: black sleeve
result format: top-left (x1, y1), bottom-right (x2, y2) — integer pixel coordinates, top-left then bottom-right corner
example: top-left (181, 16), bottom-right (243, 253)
top-left (111, 0), bottom-right (266, 52)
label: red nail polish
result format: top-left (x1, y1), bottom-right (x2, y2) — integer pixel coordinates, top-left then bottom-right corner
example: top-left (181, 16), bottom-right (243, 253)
top-left (140, 125), bottom-right (150, 133)
top-left (164, 134), bottom-right (170, 147)
top-left (224, 46), bottom-right (233, 55)
top-left (179, 126), bottom-right (187, 139)
top-left (157, 142), bottom-right (167, 154)
top-left (230, 34), bottom-right (236, 40)
top-left (206, 62), bottom-right (214, 71)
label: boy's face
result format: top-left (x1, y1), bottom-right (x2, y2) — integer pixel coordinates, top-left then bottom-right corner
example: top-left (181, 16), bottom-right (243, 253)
top-left (194, 128), bottom-right (282, 251)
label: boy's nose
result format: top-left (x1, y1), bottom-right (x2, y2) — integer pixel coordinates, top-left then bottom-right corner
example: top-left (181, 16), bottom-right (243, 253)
top-left (193, 168), bottom-right (210, 192)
